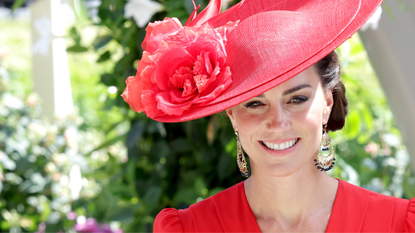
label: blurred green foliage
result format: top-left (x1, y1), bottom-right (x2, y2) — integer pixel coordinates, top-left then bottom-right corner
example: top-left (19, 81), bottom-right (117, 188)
top-left (0, 56), bottom-right (128, 232)
top-left (0, 0), bottom-right (414, 232)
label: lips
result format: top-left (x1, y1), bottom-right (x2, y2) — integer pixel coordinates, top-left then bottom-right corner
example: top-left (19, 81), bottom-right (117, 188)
top-left (262, 138), bottom-right (299, 150)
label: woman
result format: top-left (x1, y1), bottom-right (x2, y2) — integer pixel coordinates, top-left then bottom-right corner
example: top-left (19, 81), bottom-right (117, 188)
top-left (122, 0), bottom-right (415, 232)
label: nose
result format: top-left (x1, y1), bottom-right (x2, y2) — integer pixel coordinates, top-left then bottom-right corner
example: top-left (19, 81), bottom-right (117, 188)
top-left (266, 105), bottom-right (290, 131)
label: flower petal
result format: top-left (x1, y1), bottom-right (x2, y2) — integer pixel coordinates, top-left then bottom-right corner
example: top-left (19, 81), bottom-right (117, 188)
top-left (156, 92), bottom-right (196, 115)
top-left (122, 76), bottom-right (145, 112)
top-left (154, 47), bottom-right (195, 90)
top-left (194, 66), bottom-right (232, 104)
top-left (170, 89), bottom-right (195, 104)
top-left (142, 17), bottom-right (183, 53)
top-left (141, 88), bottom-right (166, 118)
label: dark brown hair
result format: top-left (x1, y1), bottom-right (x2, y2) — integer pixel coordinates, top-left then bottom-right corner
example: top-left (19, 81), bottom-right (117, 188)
top-left (314, 51), bottom-right (348, 131)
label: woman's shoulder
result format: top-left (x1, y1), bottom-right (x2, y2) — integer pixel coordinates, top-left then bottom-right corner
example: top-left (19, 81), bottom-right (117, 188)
top-left (339, 179), bottom-right (409, 207)
top-left (154, 181), bottom-right (251, 232)
top-left (332, 179), bottom-right (415, 232)
top-left (154, 208), bottom-right (183, 233)
top-left (407, 198), bottom-right (415, 232)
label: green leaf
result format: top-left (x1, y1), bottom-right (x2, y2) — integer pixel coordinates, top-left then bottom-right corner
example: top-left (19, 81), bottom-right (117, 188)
top-left (126, 160), bottom-right (136, 189)
top-left (69, 26), bottom-right (81, 44)
top-left (173, 188), bottom-right (198, 205)
top-left (343, 110), bottom-right (360, 139)
top-left (143, 186), bottom-right (162, 212)
top-left (106, 207), bottom-right (134, 221)
top-left (40, 200), bottom-right (52, 222)
top-left (403, 177), bottom-right (415, 198)
top-left (194, 177), bottom-right (207, 197)
top-left (361, 106), bottom-right (373, 131)
top-left (225, 138), bottom-right (236, 155)
top-left (100, 73), bottom-right (117, 86)
top-left (85, 133), bottom-right (127, 156)
top-left (94, 36), bottom-right (113, 50)
top-left (127, 120), bottom-right (145, 160)
top-left (108, 184), bottom-right (135, 198)
top-left (97, 51), bottom-right (111, 63)
top-left (66, 44), bottom-right (88, 53)
top-left (11, 0), bottom-right (25, 12)
top-left (87, 171), bottom-right (109, 179)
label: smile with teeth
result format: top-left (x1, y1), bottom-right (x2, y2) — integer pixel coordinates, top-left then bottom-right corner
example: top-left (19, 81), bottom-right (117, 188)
top-left (262, 138), bottom-right (299, 150)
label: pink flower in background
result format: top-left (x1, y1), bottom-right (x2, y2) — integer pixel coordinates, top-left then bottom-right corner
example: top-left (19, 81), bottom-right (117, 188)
top-left (365, 142), bottom-right (379, 155)
top-left (67, 211), bottom-right (77, 220)
top-left (122, 17), bottom-right (238, 118)
top-left (74, 218), bottom-right (99, 232)
top-left (97, 223), bottom-right (113, 233)
top-left (73, 217), bottom-right (122, 233)
top-left (35, 223), bottom-right (46, 233)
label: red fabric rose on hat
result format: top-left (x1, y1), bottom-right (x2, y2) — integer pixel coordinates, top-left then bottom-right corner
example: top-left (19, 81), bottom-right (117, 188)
top-left (122, 14), bottom-right (238, 118)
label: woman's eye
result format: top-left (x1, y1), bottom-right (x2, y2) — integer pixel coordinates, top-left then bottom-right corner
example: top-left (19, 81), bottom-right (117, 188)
top-left (244, 101), bottom-right (263, 109)
top-left (289, 96), bottom-right (308, 105)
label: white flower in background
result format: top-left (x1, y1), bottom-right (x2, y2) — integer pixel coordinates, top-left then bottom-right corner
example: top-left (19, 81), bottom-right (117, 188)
top-left (69, 165), bottom-right (82, 200)
top-left (3, 93), bottom-right (24, 110)
top-left (361, 6), bottom-right (382, 31)
top-left (124, 0), bottom-right (164, 28)
top-left (32, 15), bottom-right (53, 56)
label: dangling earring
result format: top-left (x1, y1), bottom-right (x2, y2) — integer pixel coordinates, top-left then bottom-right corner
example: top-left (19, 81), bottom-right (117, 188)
top-left (314, 125), bottom-right (335, 171)
top-left (236, 131), bottom-right (250, 177)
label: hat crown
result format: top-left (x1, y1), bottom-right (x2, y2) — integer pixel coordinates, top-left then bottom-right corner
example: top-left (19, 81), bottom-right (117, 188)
top-left (204, 0), bottom-right (362, 105)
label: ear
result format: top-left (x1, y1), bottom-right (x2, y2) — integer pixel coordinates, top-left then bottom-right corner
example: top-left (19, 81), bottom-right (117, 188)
top-left (323, 90), bottom-right (334, 125)
top-left (225, 108), bottom-right (238, 132)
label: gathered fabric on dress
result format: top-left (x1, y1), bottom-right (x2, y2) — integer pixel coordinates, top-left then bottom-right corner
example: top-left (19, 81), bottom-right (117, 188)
top-left (154, 179), bottom-right (415, 232)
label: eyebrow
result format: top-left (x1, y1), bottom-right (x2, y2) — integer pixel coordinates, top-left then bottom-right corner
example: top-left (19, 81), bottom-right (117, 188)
top-left (256, 84), bottom-right (312, 98)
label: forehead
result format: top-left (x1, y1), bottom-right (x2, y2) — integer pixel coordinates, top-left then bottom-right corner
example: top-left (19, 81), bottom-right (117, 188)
top-left (258, 66), bottom-right (321, 97)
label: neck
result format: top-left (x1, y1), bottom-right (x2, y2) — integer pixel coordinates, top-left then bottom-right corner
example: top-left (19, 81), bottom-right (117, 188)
top-left (244, 165), bottom-right (338, 230)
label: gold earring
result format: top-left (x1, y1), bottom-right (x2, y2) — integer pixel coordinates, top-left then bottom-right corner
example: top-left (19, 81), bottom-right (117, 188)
top-left (314, 125), bottom-right (335, 171)
top-left (236, 131), bottom-right (250, 177)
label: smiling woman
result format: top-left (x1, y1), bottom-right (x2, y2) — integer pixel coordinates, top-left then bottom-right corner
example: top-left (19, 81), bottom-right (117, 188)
top-left (121, 0), bottom-right (415, 232)
top-left (226, 65), bottom-right (333, 178)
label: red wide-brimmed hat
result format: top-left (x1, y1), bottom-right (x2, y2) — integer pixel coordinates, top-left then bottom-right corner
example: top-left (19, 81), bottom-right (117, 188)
top-left (122, 0), bottom-right (383, 122)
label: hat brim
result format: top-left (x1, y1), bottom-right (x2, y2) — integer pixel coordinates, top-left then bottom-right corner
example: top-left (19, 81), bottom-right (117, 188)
top-left (154, 0), bottom-right (383, 122)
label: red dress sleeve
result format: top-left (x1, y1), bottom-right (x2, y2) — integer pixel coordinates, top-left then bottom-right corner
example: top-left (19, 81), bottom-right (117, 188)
top-left (407, 198), bottom-right (415, 232)
top-left (154, 208), bottom-right (183, 233)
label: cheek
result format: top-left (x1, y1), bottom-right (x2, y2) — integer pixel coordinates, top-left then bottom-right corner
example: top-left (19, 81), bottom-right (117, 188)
top-left (234, 110), bottom-right (265, 135)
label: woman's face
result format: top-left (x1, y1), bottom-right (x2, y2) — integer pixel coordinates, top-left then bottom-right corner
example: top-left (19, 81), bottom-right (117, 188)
top-left (226, 66), bottom-right (333, 177)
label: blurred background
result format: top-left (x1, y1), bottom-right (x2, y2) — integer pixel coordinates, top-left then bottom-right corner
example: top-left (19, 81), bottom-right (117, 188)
top-left (0, 0), bottom-right (414, 232)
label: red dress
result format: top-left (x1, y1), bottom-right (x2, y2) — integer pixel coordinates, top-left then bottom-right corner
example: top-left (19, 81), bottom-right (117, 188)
top-left (154, 179), bottom-right (415, 232)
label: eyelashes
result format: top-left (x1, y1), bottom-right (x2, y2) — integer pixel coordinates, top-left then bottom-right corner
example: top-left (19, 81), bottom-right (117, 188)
top-left (289, 96), bottom-right (309, 104)
top-left (243, 96), bottom-right (309, 109)
top-left (244, 101), bottom-right (263, 109)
